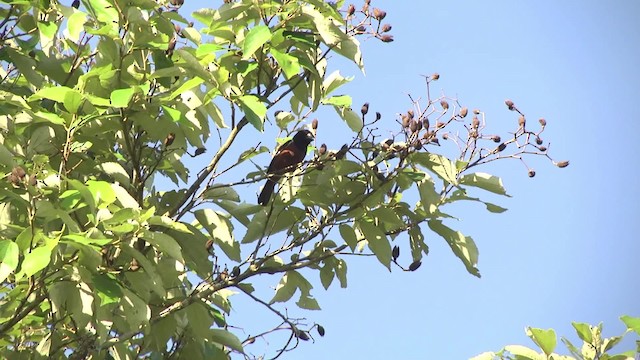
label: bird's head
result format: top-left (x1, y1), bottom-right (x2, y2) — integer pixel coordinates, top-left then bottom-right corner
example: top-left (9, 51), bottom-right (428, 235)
top-left (293, 129), bottom-right (315, 147)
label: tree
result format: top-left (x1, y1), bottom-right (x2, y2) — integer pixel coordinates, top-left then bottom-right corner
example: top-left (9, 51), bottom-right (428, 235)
top-left (0, 0), bottom-right (568, 358)
top-left (472, 315), bottom-right (640, 360)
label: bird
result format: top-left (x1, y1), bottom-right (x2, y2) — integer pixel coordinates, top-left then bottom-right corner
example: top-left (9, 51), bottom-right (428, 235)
top-left (258, 129), bottom-right (315, 205)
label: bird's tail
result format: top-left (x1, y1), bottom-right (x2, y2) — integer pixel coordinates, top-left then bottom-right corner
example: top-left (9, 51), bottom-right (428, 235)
top-left (258, 179), bottom-right (277, 206)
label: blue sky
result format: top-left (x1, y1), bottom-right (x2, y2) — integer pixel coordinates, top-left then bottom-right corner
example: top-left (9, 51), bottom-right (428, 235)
top-left (178, 1), bottom-right (640, 358)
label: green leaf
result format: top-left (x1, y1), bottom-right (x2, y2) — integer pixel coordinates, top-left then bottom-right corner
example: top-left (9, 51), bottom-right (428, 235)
top-left (92, 273), bottom-right (123, 305)
top-left (242, 25), bottom-right (272, 60)
top-left (270, 272), bottom-right (297, 304)
top-left (428, 220), bottom-right (480, 277)
top-left (358, 219), bottom-right (391, 270)
top-left (0, 240), bottom-right (19, 283)
top-left (621, 315), bottom-right (640, 335)
top-left (31, 86), bottom-right (74, 103)
top-left (572, 322), bottom-right (593, 343)
top-left (18, 245), bottom-right (54, 279)
top-left (323, 70), bottom-right (353, 96)
top-left (334, 106), bottom-right (362, 133)
top-left (503, 345), bottom-right (539, 360)
top-left (339, 224), bottom-right (358, 252)
top-left (202, 185), bottom-right (240, 202)
top-left (413, 153), bottom-right (459, 185)
top-left (238, 95), bottom-right (267, 131)
top-left (110, 88), bottom-right (136, 108)
top-left (459, 172), bottom-right (511, 196)
top-left (141, 229), bottom-right (184, 262)
top-left (526, 327), bottom-right (557, 356)
top-left (67, 11), bottom-right (87, 42)
top-left (63, 89), bottom-right (84, 114)
top-left (194, 209), bottom-right (240, 261)
top-left (210, 329), bottom-right (244, 353)
top-left (270, 48), bottom-right (300, 79)
top-left (323, 95), bottom-right (352, 107)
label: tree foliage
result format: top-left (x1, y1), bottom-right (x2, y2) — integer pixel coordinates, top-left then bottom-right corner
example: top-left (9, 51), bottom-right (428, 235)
top-left (473, 315), bottom-right (640, 360)
top-left (0, 0), bottom-right (568, 358)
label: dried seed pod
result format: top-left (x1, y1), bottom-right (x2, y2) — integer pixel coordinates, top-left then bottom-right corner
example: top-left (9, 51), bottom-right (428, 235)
top-left (459, 107), bottom-right (468, 118)
top-left (442, 133), bottom-right (449, 140)
top-left (401, 115), bottom-right (410, 128)
top-left (407, 110), bottom-right (414, 119)
top-left (538, 146), bottom-right (547, 152)
top-left (71, 0), bottom-right (80, 8)
top-left (311, 118), bottom-right (318, 129)
top-left (297, 331), bottom-right (310, 341)
top-left (231, 266), bottom-right (240, 277)
top-left (539, 118), bottom-right (547, 126)
top-left (492, 135), bottom-right (501, 143)
top-left (364, 0), bottom-right (370, 4)
top-left (556, 160), bottom-right (570, 168)
top-left (28, 175), bottom-right (37, 186)
top-left (431, 73), bottom-right (440, 80)
top-left (194, 147), bottom-right (206, 156)
top-left (317, 325), bottom-right (326, 337)
top-left (361, 4), bottom-right (369, 14)
top-left (415, 119), bottom-right (422, 131)
top-left (379, 34), bottom-right (394, 42)
top-left (8, 173), bottom-right (19, 185)
top-left (164, 133), bottom-right (176, 147)
top-left (355, 25), bottom-right (366, 33)
top-left (436, 121), bottom-right (445, 128)
top-left (335, 144), bottom-right (349, 160)
top-left (528, 169), bottom-right (536, 178)
top-left (518, 115), bottom-right (526, 127)
top-left (408, 260), bottom-right (422, 271)
top-left (414, 141), bottom-right (422, 150)
top-left (347, 3), bottom-right (355, 16)
top-left (188, 22), bottom-right (194, 27)
top-left (166, 36), bottom-right (177, 55)
top-left (174, 23), bottom-right (181, 34)
top-left (473, 109), bottom-right (481, 115)
top-left (505, 99), bottom-right (515, 110)
top-left (381, 24), bottom-right (392, 33)
top-left (392, 245), bottom-right (400, 260)
top-left (409, 120), bottom-right (418, 133)
top-left (497, 143), bottom-right (506, 152)
top-left (319, 143), bottom-right (327, 155)
top-left (361, 102), bottom-right (369, 116)
top-left (205, 239), bottom-right (214, 254)
top-left (373, 8), bottom-right (386, 20)
top-left (170, 0), bottom-right (184, 6)
top-left (430, 138), bottom-right (440, 146)
top-left (471, 116), bottom-right (480, 129)
top-left (12, 166), bottom-right (26, 179)
top-left (375, 112), bottom-right (381, 121)
top-left (422, 118), bottom-right (429, 130)
top-left (535, 137), bottom-right (543, 145)
top-left (440, 100), bottom-right (449, 111)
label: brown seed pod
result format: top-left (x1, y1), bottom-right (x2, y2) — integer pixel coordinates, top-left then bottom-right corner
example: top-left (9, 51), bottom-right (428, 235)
top-left (373, 8), bottom-right (386, 20)
top-left (71, 0), bottom-right (80, 8)
top-left (170, 0), bottom-right (184, 6)
top-left (436, 121), bottom-right (445, 129)
top-left (364, 0), bottom-right (370, 4)
top-left (431, 73), bottom-right (440, 80)
top-left (319, 143), bottom-right (327, 155)
top-left (194, 147), bottom-right (206, 156)
top-left (442, 133), bottom-right (449, 140)
top-left (497, 143), bottom-right (507, 152)
top-left (317, 325), bottom-right (326, 337)
top-left (12, 166), bottom-right (26, 179)
top-left (473, 109), bottom-right (481, 115)
top-left (166, 36), bottom-right (176, 56)
top-left (361, 4), bottom-right (369, 14)
top-left (297, 331), bottom-right (310, 341)
top-left (28, 175), bottom-right (36, 186)
top-left (414, 141), bottom-right (423, 150)
top-left (409, 120), bottom-right (418, 133)
top-left (556, 160), bottom-right (570, 168)
top-left (422, 118), bottom-right (429, 130)
top-left (335, 144), bottom-right (348, 160)
top-left (430, 138), bottom-right (440, 146)
top-left (440, 100), bottom-right (449, 111)
top-left (535, 137), bottom-right (543, 145)
top-left (408, 260), bottom-right (422, 271)
top-left (505, 99), bottom-right (515, 110)
top-left (379, 34), bottom-right (394, 42)
top-left (492, 135), bottom-right (501, 143)
top-left (174, 23), bottom-right (181, 34)
top-left (375, 112), bottom-right (381, 121)
top-left (518, 115), bottom-right (525, 128)
top-left (459, 107), bottom-right (468, 118)
top-left (538, 146), bottom-right (547, 152)
top-left (392, 245), bottom-right (400, 260)
top-left (205, 239), bottom-right (214, 254)
top-left (355, 25), bottom-right (366, 33)
top-left (407, 110), bottom-right (414, 119)
top-left (347, 3), bottom-right (355, 16)
top-left (381, 24), bottom-right (392, 33)
top-left (539, 118), bottom-right (547, 126)
top-left (401, 115), bottom-right (410, 128)
top-left (528, 169), bottom-right (536, 178)
top-left (311, 118), bottom-right (318, 129)
top-left (164, 133), bottom-right (175, 147)
top-left (361, 102), bottom-right (369, 116)
top-left (471, 116), bottom-right (480, 129)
